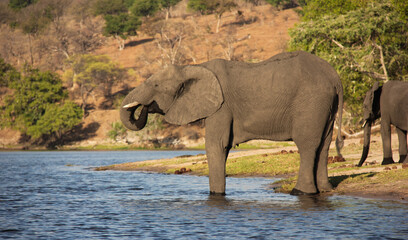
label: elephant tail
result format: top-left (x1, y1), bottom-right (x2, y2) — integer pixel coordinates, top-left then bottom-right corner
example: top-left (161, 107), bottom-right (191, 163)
top-left (335, 82), bottom-right (344, 157)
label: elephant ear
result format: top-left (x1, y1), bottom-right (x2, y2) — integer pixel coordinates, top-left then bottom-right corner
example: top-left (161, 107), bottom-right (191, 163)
top-left (164, 65), bottom-right (223, 125)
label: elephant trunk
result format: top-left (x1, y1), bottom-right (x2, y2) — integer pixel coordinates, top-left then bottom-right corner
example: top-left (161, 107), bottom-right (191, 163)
top-left (120, 90), bottom-right (149, 131)
top-left (357, 120), bottom-right (372, 167)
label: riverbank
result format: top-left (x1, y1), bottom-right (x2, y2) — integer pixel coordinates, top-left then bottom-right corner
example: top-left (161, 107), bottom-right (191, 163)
top-left (95, 134), bottom-right (408, 202)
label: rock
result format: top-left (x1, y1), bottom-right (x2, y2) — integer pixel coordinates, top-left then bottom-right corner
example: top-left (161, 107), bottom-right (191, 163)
top-left (328, 156), bottom-right (346, 164)
top-left (175, 167), bottom-right (192, 175)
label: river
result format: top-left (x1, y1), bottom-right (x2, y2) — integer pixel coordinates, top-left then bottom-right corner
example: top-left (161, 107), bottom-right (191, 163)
top-left (0, 151), bottom-right (407, 239)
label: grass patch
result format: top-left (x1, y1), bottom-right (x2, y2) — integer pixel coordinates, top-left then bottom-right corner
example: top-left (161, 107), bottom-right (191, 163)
top-left (226, 153), bottom-right (300, 176)
top-left (338, 168), bottom-right (408, 186)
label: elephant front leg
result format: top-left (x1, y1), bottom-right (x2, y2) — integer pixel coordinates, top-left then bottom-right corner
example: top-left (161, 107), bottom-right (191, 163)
top-left (205, 110), bottom-right (233, 195)
top-left (206, 144), bottom-right (230, 195)
top-left (381, 121), bottom-right (394, 165)
top-left (397, 128), bottom-right (407, 163)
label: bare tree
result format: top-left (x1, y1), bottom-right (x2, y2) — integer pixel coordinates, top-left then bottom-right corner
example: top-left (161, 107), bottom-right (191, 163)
top-left (216, 26), bottom-right (251, 60)
top-left (151, 21), bottom-right (193, 65)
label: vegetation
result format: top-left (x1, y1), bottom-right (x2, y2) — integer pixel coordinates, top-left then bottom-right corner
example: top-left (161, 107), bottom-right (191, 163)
top-left (289, 0), bottom-right (408, 126)
top-left (188, 0), bottom-right (237, 33)
top-left (0, 58), bottom-right (19, 87)
top-left (108, 121), bottom-right (127, 142)
top-left (94, 0), bottom-right (141, 50)
top-left (8, 0), bottom-right (37, 10)
top-left (64, 54), bottom-right (127, 116)
top-left (0, 64), bottom-right (82, 146)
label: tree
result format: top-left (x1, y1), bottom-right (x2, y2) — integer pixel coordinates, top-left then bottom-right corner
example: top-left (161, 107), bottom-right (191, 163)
top-left (0, 58), bottom-right (19, 87)
top-left (27, 101), bottom-right (83, 144)
top-left (8, 0), bottom-right (36, 10)
top-left (188, 0), bottom-right (237, 33)
top-left (160, 0), bottom-right (182, 20)
top-left (150, 21), bottom-right (193, 65)
top-left (103, 13), bottom-right (141, 50)
top-left (18, 2), bottom-right (55, 65)
top-left (299, 0), bottom-right (371, 20)
top-left (94, 0), bottom-right (141, 50)
top-left (130, 0), bottom-right (160, 17)
top-left (93, 0), bottom-right (127, 16)
top-left (265, 0), bottom-right (297, 10)
top-left (289, 2), bottom-right (408, 121)
top-left (1, 65), bottom-right (82, 144)
top-left (64, 54), bottom-right (127, 116)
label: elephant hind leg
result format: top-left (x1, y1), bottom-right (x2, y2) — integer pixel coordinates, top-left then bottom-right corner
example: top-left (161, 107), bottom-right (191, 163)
top-left (292, 126), bottom-right (325, 195)
top-left (397, 128), bottom-right (407, 163)
top-left (291, 140), bottom-right (319, 195)
top-left (315, 116), bottom-right (335, 193)
top-left (291, 95), bottom-right (335, 195)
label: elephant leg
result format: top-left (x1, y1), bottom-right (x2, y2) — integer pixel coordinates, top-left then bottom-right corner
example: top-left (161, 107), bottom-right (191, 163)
top-left (316, 120), bottom-right (335, 193)
top-left (396, 128), bottom-right (407, 163)
top-left (291, 95), bottom-right (334, 195)
top-left (292, 143), bottom-right (319, 195)
top-left (205, 109), bottom-right (232, 195)
top-left (381, 120), bottom-right (394, 165)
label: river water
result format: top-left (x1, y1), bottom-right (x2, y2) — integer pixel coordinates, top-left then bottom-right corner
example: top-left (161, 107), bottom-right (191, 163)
top-left (0, 151), bottom-right (407, 239)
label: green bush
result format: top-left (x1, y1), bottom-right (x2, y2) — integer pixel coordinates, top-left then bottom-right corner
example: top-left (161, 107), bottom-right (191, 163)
top-left (1, 65), bottom-right (83, 143)
top-left (108, 122), bottom-right (127, 141)
top-left (289, 2), bottom-right (408, 124)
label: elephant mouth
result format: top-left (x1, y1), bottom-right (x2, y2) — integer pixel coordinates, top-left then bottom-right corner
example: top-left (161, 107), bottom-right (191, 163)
top-left (132, 104), bottom-right (144, 122)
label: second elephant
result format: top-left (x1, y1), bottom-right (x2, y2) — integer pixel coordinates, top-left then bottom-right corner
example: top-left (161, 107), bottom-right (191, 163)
top-left (358, 81), bottom-right (408, 167)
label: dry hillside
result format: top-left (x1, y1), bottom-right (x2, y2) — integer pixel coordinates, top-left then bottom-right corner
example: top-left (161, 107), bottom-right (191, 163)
top-left (0, 4), bottom-right (300, 148)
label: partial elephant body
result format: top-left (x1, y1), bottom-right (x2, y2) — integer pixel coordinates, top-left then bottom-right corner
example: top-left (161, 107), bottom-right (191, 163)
top-left (358, 81), bottom-right (408, 166)
top-left (121, 51), bottom-right (344, 195)
top-left (200, 52), bottom-right (341, 146)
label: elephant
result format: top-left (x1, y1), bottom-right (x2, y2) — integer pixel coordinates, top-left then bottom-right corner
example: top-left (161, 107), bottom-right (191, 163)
top-left (358, 81), bottom-right (408, 167)
top-left (120, 51), bottom-right (344, 195)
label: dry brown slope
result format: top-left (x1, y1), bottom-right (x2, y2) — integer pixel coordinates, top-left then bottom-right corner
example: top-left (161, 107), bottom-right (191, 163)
top-left (87, 6), bottom-right (300, 144)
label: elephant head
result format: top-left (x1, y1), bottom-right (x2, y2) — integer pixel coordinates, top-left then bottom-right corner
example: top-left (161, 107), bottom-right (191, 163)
top-left (358, 82), bottom-right (382, 167)
top-left (120, 65), bottom-right (224, 131)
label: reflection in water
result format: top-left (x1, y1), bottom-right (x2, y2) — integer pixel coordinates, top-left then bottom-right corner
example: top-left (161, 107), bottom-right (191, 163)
top-left (296, 195), bottom-right (335, 210)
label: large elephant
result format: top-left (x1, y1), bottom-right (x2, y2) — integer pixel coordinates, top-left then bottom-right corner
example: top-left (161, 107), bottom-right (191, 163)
top-left (358, 81), bottom-right (408, 167)
top-left (121, 51), bottom-right (344, 195)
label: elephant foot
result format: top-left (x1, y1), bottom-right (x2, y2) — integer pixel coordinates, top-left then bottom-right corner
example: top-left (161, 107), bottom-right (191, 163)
top-left (290, 188), bottom-right (318, 196)
top-left (209, 191), bottom-right (226, 196)
top-left (398, 155), bottom-right (407, 164)
top-left (317, 182), bottom-right (334, 193)
top-left (381, 157), bottom-right (394, 165)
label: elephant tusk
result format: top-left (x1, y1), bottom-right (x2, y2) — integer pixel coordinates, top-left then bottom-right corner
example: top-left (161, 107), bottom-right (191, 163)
top-left (123, 102), bottom-right (140, 109)
top-left (362, 120), bottom-right (368, 128)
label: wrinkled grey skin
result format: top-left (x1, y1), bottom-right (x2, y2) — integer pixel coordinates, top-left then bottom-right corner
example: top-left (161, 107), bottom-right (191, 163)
top-left (121, 51), bottom-right (344, 195)
top-left (358, 81), bottom-right (408, 167)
